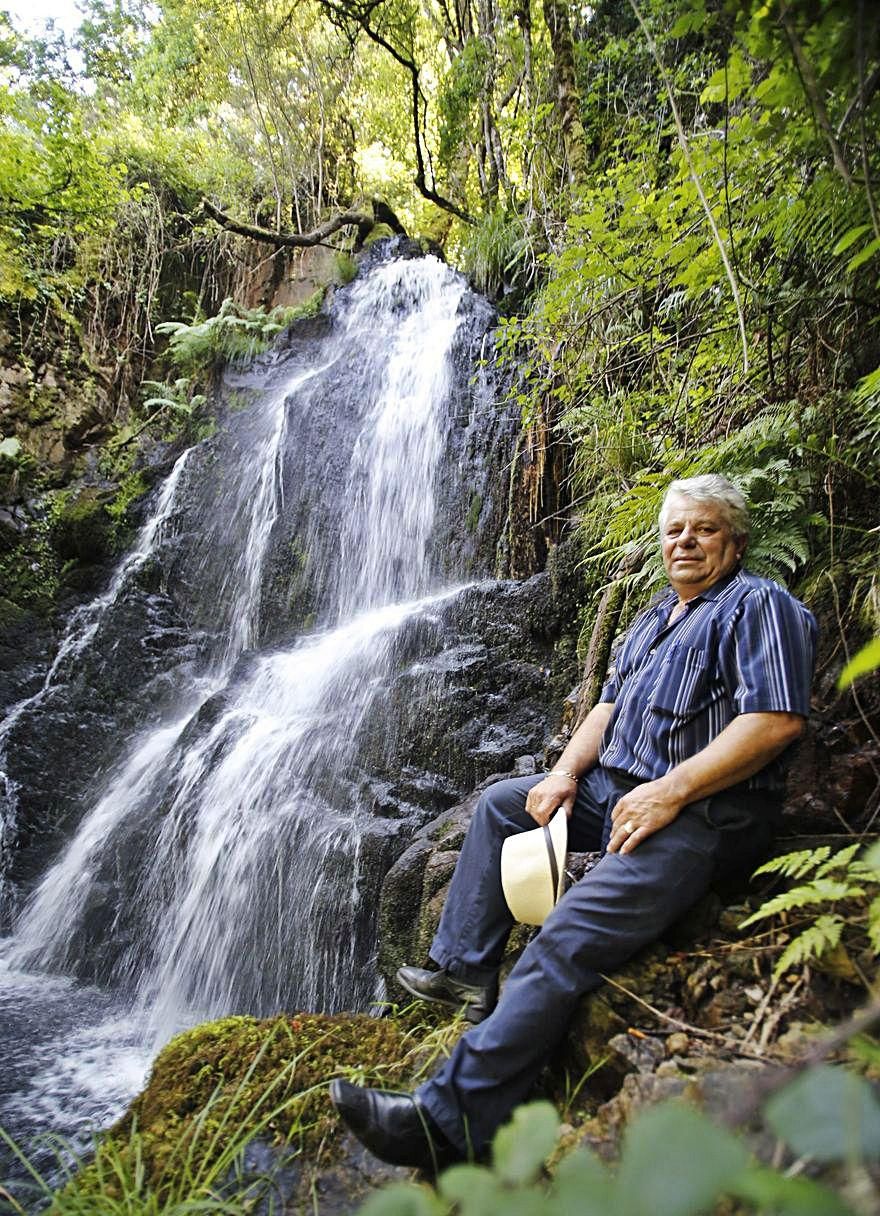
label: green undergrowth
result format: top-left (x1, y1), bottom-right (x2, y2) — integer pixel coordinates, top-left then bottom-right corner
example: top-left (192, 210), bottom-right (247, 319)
top-left (156, 293), bottom-right (325, 379)
top-left (14, 1006), bottom-right (461, 1212)
top-left (358, 1083), bottom-right (880, 1216)
top-left (8, 1038), bottom-right (878, 1216)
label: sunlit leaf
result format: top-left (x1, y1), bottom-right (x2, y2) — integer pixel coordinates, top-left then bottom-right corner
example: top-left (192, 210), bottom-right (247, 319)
top-left (839, 639), bottom-right (880, 688)
top-left (491, 1102), bottom-right (559, 1186)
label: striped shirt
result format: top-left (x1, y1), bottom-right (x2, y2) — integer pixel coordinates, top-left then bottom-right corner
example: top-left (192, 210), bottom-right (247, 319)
top-left (598, 568), bottom-right (817, 792)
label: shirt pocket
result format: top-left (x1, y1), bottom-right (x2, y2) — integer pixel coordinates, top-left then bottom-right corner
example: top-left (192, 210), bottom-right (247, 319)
top-left (649, 645), bottom-right (715, 719)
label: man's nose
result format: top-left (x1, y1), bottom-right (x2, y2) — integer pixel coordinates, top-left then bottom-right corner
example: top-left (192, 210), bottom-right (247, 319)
top-left (677, 526), bottom-right (698, 546)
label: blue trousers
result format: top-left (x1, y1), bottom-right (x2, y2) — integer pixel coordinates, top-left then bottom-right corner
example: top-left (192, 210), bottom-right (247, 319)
top-left (417, 767), bottom-right (766, 1154)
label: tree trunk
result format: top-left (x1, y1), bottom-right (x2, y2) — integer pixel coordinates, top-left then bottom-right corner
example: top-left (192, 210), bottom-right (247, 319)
top-left (542, 0), bottom-right (587, 184)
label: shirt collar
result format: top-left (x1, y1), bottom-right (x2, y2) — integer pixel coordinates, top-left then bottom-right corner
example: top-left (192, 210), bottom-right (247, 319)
top-left (656, 565), bottom-right (745, 613)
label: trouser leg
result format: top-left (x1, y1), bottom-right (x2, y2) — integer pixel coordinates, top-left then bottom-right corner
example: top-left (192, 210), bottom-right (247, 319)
top-left (429, 774), bottom-right (606, 984)
top-left (417, 807), bottom-right (722, 1154)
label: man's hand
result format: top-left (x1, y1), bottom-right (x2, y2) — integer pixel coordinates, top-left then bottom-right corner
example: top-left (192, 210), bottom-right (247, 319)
top-left (606, 711), bottom-right (805, 854)
top-left (607, 779), bottom-right (682, 854)
top-left (525, 774), bottom-right (578, 826)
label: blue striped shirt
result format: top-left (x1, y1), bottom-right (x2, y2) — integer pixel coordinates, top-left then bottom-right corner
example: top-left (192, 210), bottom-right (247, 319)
top-left (598, 568), bottom-right (817, 791)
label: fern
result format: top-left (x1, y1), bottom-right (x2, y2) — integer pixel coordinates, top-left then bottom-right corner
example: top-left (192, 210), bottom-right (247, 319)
top-left (753, 848), bottom-right (831, 881)
top-left (740, 878), bottom-right (864, 927)
top-left (773, 914), bottom-right (844, 980)
top-left (741, 845), bottom-right (880, 984)
top-left (815, 844), bottom-right (862, 878)
top-left (156, 294), bottom-right (323, 376)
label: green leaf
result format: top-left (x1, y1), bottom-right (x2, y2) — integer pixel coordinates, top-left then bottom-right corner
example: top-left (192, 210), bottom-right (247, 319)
top-left (740, 877), bottom-right (862, 928)
top-left (832, 224), bottom-right (871, 255)
top-left (864, 842), bottom-right (880, 870)
top-left (848, 236), bottom-right (880, 273)
top-left (815, 844), bottom-right (862, 877)
top-left (765, 1065), bottom-right (880, 1162)
top-left (699, 50), bottom-right (750, 105)
top-left (438, 1164), bottom-right (501, 1216)
top-left (839, 639), bottom-right (880, 688)
top-left (771, 913), bottom-right (843, 980)
top-left (357, 1181), bottom-right (448, 1216)
top-left (752, 849), bottom-right (827, 881)
top-left (616, 1103), bottom-right (749, 1216)
top-left (733, 1165), bottom-right (857, 1214)
top-left (491, 1102), bottom-right (559, 1185)
top-left (551, 1148), bottom-right (617, 1216)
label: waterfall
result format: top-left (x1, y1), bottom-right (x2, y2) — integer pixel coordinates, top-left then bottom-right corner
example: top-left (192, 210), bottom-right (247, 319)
top-left (1, 254), bottom-right (493, 1053)
top-left (0, 451), bottom-right (191, 914)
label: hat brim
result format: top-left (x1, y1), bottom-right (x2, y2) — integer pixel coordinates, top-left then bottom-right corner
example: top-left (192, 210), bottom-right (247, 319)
top-left (500, 808), bottom-right (568, 926)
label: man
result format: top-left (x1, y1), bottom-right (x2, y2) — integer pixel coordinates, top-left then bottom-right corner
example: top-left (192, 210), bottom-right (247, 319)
top-left (331, 474), bottom-right (817, 1170)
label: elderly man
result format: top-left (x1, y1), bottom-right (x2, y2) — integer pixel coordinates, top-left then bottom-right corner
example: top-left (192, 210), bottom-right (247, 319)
top-left (331, 474), bottom-right (817, 1170)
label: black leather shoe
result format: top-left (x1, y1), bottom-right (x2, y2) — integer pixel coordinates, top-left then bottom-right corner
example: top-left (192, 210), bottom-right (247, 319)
top-left (329, 1078), bottom-right (461, 1172)
top-left (396, 964), bottom-right (497, 1023)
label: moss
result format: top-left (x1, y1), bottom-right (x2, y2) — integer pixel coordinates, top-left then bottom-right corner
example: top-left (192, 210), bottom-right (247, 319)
top-left (0, 593), bottom-right (27, 630)
top-left (0, 531), bottom-right (60, 617)
top-left (70, 1011), bottom-right (427, 1202)
top-left (466, 492), bottom-right (482, 534)
top-left (362, 223), bottom-right (396, 248)
top-left (49, 487), bottom-right (116, 564)
top-left (106, 470), bottom-right (149, 524)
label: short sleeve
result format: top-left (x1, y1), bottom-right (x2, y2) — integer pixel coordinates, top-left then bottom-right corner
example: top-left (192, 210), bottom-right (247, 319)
top-left (725, 586), bottom-right (817, 716)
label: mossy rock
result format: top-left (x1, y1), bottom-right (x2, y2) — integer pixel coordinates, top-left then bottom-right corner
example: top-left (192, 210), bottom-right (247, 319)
top-left (363, 223), bottom-right (397, 248)
top-left (50, 487), bottom-right (116, 563)
top-left (68, 1010), bottom-right (435, 1205)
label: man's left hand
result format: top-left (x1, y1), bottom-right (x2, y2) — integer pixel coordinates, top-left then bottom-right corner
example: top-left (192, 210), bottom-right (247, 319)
top-left (607, 780), bottom-right (683, 854)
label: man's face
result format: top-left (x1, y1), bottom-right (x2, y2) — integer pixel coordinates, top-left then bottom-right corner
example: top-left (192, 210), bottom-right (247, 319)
top-left (660, 493), bottom-right (742, 599)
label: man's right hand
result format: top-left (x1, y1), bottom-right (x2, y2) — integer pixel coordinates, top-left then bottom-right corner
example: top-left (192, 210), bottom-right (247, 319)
top-left (524, 773), bottom-right (578, 826)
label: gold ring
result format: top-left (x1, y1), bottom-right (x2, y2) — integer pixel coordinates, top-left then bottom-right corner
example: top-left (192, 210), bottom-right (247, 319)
top-left (622, 821), bottom-right (635, 835)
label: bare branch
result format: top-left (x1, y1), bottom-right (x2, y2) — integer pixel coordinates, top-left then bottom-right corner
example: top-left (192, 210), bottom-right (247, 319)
top-left (200, 198), bottom-right (373, 247)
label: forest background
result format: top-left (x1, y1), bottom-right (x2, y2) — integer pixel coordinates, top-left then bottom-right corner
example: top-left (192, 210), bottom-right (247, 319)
top-left (1, 0), bottom-right (880, 1209)
top-left (1, 0), bottom-right (878, 660)
top-left (3, 0), bottom-right (880, 1035)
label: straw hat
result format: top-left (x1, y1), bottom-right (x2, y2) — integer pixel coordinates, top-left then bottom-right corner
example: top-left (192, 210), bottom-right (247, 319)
top-left (500, 809), bottom-right (568, 926)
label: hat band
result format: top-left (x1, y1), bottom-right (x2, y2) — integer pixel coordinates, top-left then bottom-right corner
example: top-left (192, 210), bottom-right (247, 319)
top-left (543, 822), bottom-right (560, 905)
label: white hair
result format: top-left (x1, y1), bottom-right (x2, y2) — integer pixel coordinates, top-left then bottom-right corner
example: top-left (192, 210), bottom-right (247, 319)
top-left (659, 474), bottom-right (750, 540)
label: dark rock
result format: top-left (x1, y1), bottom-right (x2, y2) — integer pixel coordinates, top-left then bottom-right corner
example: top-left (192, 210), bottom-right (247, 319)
top-left (50, 487), bottom-right (116, 564)
top-left (608, 1031), bottom-right (665, 1073)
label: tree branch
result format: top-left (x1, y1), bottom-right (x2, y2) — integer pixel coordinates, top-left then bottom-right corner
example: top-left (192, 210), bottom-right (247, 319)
top-left (779, 4), bottom-right (854, 186)
top-left (313, 0), bottom-right (473, 223)
top-left (836, 62), bottom-right (880, 138)
top-left (200, 198), bottom-right (373, 247)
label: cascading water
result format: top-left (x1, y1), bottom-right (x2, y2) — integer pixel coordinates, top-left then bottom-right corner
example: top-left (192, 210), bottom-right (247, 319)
top-left (0, 250), bottom-right (533, 1177)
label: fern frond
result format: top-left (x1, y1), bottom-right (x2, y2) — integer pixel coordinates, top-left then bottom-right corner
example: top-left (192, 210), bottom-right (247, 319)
top-left (772, 914), bottom-right (844, 980)
top-left (861, 841), bottom-right (880, 875)
top-left (815, 844), bottom-right (863, 877)
top-left (752, 848), bottom-right (829, 881)
top-left (740, 877), bottom-right (864, 927)
top-left (867, 895), bottom-right (880, 955)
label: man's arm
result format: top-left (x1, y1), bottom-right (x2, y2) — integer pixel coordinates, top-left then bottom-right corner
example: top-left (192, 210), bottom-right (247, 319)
top-left (607, 710), bottom-right (805, 854)
top-left (524, 701), bottom-right (616, 826)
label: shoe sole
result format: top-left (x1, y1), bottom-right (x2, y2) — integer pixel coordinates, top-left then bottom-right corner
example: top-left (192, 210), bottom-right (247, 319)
top-left (395, 972), bottom-right (488, 1023)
